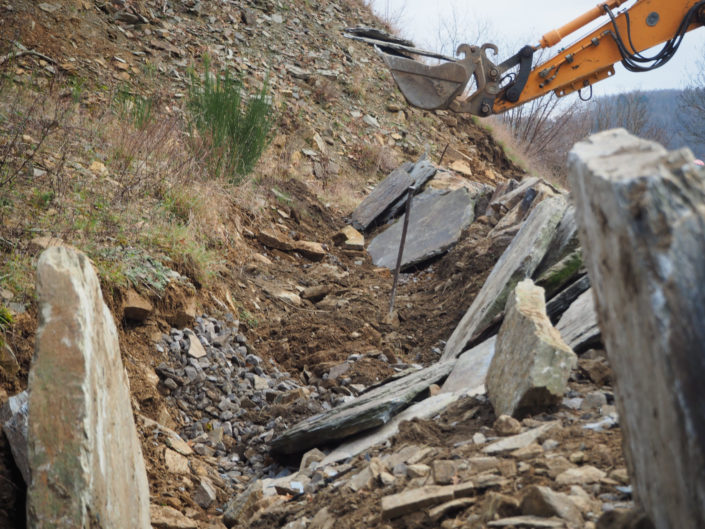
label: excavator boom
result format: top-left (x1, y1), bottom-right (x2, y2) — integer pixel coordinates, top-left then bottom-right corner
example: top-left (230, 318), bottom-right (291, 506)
top-left (346, 0), bottom-right (705, 116)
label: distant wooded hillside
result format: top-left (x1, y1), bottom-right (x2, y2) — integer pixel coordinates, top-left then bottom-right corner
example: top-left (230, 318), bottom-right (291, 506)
top-left (588, 89), bottom-right (704, 159)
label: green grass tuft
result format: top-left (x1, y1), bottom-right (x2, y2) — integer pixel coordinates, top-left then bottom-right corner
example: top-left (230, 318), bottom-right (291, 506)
top-left (187, 57), bottom-right (274, 182)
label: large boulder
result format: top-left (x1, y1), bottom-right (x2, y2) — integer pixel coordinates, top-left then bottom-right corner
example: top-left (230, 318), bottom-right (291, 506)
top-left (367, 187), bottom-right (476, 271)
top-left (27, 247), bottom-right (150, 528)
top-left (568, 129), bottom-right (705, 529)
top-left (486, 279), bottom-right (576, 418)
top-left (442, 195), bottom-right (567, 360)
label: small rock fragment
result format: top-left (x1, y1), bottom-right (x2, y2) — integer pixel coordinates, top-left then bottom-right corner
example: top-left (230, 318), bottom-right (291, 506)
top-left (193, 477), bottom-right (217, 509)
top-left (520, 485), bottom-right (583, 526)
top-left (494, 415), bottom-right (522, 436)
top-left (555, 465), bottom-right (606, 485)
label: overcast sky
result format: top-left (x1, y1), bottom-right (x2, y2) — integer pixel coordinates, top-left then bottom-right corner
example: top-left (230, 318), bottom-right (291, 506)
top-left (367, 0), bottom-right (705, 96)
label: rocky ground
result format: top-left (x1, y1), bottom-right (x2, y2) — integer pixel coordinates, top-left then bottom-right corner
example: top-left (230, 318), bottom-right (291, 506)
top-left (0, 1), bottom-right (638, 529)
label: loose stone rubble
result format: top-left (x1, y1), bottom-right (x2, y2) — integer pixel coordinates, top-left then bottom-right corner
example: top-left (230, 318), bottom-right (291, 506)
top-left (155, 315), bottom-right (327, 482)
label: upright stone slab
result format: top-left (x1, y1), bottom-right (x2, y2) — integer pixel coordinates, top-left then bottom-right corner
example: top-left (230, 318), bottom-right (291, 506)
top-left (367, 188), bottom-right (475, 271)
top-left (568, 129), bottom-right (705, 529)
top-left (27, 247), bottom-right (150, 528)
top-left (486, 279), bottom-right (576, 418)
top-left (442, 195), bottom-right (567, 360)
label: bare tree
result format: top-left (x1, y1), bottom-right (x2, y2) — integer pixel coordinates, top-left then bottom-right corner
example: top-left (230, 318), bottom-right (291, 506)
top-left (434, 5), bottom-right (494, 57)
top-left (587, 90), bottom-right (667, 144)
top-left (679, 48), bottom-right (705, 146)
top-left (366, 0), bottom-right (407, 34)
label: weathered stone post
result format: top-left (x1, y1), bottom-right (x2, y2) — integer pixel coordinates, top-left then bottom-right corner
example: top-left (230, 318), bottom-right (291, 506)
top-left (568, 129), bottom-right (705, 529)
top-left (27, 247), bottom-right (150, 528)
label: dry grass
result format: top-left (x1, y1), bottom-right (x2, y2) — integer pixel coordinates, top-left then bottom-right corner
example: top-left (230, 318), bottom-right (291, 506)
top-left (349, 140), bottom-right (399, 176)
top-left (478, 116), bottom-right (568, 190)
top-left (0, 72), bottom-right (245, 299)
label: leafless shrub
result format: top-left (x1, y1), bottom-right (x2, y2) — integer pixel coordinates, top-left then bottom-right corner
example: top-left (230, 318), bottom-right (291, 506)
top-left (0, 74), bottom-right (74, 189)
top-left (350, 140), bottom-right (398, 176)
top-left (588, 90), bottom-right (668, 145)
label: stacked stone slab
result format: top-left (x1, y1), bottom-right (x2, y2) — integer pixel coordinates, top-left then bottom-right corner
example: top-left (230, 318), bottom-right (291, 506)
top-left (27, 247), bottom-right (150, 528)
top-left (569, 129), bottom-right (705, 529)
top-left (443, 196), bottom-right (568, 360)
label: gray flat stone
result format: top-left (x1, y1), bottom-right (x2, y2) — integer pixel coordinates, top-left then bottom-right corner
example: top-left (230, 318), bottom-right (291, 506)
top-left (556, 288), bottom-right (601, 353)
top-left (443, 196), bottom-right (568, 360)
top-left (441, 336), bottom-right (495, 395)
top-left (270, 361), bottom-right (455, 455)
top-left (534, 206), bottom-right (580, 279)
top-left (351, 157), bottom-right (436, 232)
top-left (487, 515), bottom-right (566, 528)
top-left (28, 247), bottom-right (150, 528)
top-left (320, 392), bottom-right (459, 466)
top-left (368, 187), bottom-right (475, 271)
top-left (569, 129), bottom-right (705, 529)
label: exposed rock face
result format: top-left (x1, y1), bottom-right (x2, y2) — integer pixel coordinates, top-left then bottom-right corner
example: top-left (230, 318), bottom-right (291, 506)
top-left (367, 188), bottom-right (475, 271)
top-left (443, 196), bottom-right (567, 360)
top-left (569, 129), bottom-right (705, 529)
top-left (486, 279), bottom-right (576, 418)
top-left (27, 247), bottom-right (150, 528)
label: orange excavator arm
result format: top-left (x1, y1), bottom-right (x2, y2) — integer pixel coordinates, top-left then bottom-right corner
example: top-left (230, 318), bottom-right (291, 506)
top-left (345, 0), bottom-right (705, 116)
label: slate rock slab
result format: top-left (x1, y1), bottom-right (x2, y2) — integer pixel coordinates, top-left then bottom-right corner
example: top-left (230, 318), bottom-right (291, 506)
top-left (367, 187), bottom-right (475, 271)
top-left (320, 392), bottom-right (460, 466)
top-left (27, 247), bottom-right (150, 528)
top-left (486, 279), bottom-right (576, 418)
top-left (556, 288), bottom-right (601, 353)
top-left (0, 390), bottom-right (29, 483)
top-left (569, 129), bottom-right (705, 529)
top-left (545, 275), bottom-right (590, 324)
top-left (441, 336), bottom-right (496, 395)
top-left (442, 195), bottom-right (567, 360)
top-left (270, 361), bottom-right (455, 455)
top-left (351, 156), bottom-right (436, 232)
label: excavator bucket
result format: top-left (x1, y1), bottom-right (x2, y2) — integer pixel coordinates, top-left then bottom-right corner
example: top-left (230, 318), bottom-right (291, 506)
top-left (344, 27), bottom-right (472, 110)
top-left (377, 52), bottom-right (469, 110)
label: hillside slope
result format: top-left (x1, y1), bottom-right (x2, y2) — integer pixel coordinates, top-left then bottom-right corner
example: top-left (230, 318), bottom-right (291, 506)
top-left (0, 0), bottom-right (528, 526)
